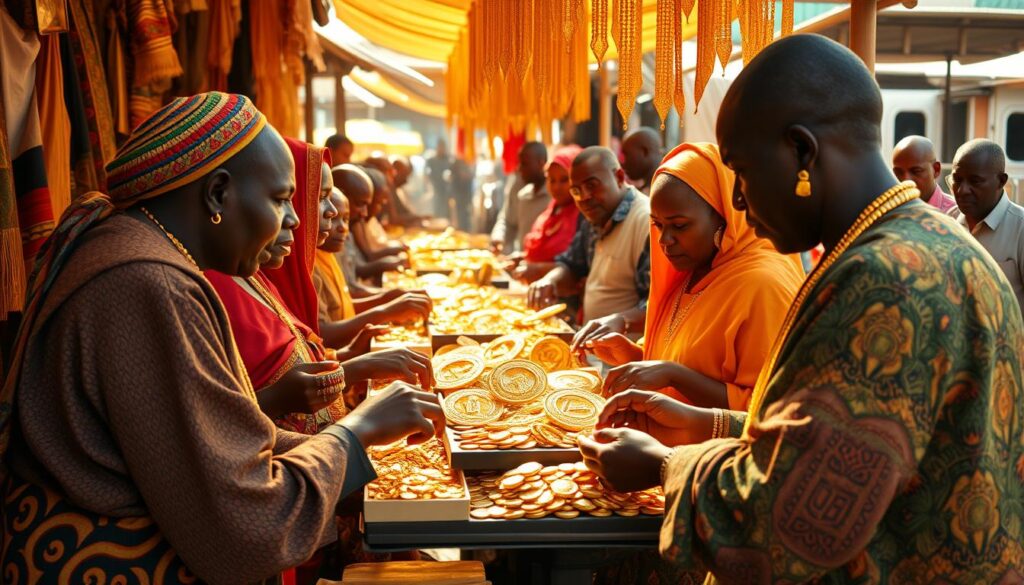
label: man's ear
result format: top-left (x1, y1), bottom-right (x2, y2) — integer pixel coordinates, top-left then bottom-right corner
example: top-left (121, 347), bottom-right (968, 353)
top-left (203, 169), bottom-right (232, 219)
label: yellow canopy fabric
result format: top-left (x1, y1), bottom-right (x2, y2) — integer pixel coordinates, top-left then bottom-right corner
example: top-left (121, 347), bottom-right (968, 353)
top-left (348, 70), bottom-right (447, 118)
top-left (335, 118), bottom-right (425, 157)
top-left (333, 0), bottom-right (688, 63)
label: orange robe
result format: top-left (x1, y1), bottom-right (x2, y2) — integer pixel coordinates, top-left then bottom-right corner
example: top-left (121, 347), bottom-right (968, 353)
top-left (643, 143), bottom-right (805, 410)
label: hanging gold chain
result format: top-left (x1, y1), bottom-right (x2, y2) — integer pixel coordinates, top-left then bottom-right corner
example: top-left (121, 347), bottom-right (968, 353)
top-left (139, 206), bottom-right (200, 269)
top-left (653, 0), bottom-right (675, 129)
top-left (590, 0), bottom-right (609, 64)
top-left (743, 182), bottom-right (920, 433)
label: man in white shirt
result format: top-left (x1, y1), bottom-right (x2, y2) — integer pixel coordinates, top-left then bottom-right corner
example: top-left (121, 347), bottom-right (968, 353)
top-left (951, 139), bottom-right (1024, 314)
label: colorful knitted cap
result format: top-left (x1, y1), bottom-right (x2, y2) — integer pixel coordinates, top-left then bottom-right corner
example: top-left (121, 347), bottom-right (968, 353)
top-left (105, 92), bottom-right (267, 204)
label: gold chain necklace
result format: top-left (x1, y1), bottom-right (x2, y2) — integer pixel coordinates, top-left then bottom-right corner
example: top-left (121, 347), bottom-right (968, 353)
top-left (245, 276), bottom-right (315, 363)
top-left (743, 182), bottom-right (919, 432)
top-left (139, 206), bottom-right (199, 269)
top-left (665, 273), bottom-right (703, 341)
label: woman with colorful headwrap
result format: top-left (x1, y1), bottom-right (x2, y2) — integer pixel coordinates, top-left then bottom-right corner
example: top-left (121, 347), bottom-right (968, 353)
top-left (580, 143), bottom-right (804, 411)
top-left (0, 93), bottom-right (445, 584)
top-left (508, 144), bottom-right (585, 283)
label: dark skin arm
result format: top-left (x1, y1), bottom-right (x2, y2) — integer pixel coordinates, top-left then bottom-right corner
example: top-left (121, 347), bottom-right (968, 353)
top-left (512, 261), bottom-right (558, 284)
top-left (603, 360), bottom-right (729, 408)
top-left (351, 221), bottom-right (407, 261)
top-left (527, 264), bottom-right (582, 309)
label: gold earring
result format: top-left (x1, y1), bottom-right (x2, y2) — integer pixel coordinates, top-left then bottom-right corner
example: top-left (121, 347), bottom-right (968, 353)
top-left (795, 170), bottom-right (812, 197)
top-left (211, 213), bottom-right (222, 225)
top-left (713, 226), bottom-right (724, 249)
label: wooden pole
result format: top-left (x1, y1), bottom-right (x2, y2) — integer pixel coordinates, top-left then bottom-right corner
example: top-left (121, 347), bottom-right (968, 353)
top-left (598, 62), bottom-right (612, 147)
top-left (304, 60), bottom-right (315, 143)
top-left (335, 74), bottom-right (347, 136)
top-left (850, 0), bottom-right (878, 73)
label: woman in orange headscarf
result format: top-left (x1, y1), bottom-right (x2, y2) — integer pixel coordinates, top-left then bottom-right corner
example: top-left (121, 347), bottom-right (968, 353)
top-left (581, 142), bottom-right (804, 411)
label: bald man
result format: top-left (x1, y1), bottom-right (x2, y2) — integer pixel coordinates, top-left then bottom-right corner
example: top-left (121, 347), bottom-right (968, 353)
top-left (491, 142), bottom-right (549, 252)
top-left (529, 146), bottom-right (651, 334)
top-left (578, 35), bottom-right (1024, 584)
top-left (891, 135), bottom-right (958, 214)
top-left (621, 127), bottom-right (664, 194)
top-left (952, 139), bottom-right (1024, 311)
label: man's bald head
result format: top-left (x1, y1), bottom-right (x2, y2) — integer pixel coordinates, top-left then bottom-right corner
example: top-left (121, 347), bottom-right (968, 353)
top-left (621, 128), bottom-right (663, 187)
top-left (391, 156), bottom-right (412, 187)
top-left (332, 164), bottom-right (373, 220)
top-left (892, 135), bottom-right (941, 197)
top-left (951, 139), bottom-right (1008, 223)
top-left (716, 34), bottom-right (885, 253)
top-left (573, 146), bottom-right (621, 172)
top-left (361, 166), bottom-right (389, 216)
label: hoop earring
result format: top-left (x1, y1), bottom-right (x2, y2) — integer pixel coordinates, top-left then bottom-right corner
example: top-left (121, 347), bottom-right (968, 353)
top-left (713, 226), bottom-right (724, 249)
top-left (795, 170), bottom-right (812, 197)
top-left (211, 213), bottom-right (222, 225)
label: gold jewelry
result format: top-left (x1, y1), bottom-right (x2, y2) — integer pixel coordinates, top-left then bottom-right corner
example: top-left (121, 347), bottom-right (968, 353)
top-left (211, 212), bottom-right (222, 225)
top-left (713, 226), bottom-right (724, 249)
top-left (443, 388), bottom-right (505, 426)
top-left (433, 352), bottom-right (486, 391)
top-left (139, 206), bottom-right (199, 269)
top-left (665, 274), bottom-right (703, 341)
top-left (489, 360), bottom-right (548, 404)
top-left (547, 370), bottom-right (602, 394)
top-left (529, 336), bottom-right (576, 372)
top-left (795, 169), bottom-right (812, 197)
top-left (711, 408), bottom-right (724, 439)
top-left (744, 182), bottom-right (920, 433)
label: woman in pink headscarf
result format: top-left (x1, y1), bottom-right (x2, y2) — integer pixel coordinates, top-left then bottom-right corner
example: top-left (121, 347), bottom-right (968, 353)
top-left (509, 144), bottom-right (584, 283)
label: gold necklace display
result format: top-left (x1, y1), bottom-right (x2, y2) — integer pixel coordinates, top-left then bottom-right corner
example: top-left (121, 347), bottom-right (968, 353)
top-left (653, 0), bottom-right (674, 129)
top-left (139, 206), bottom-right (199, 269)
top-left (613, 0), bottom-right (642, 129)
top-left (590, 0), bottom-right (609, 65)
top-left (743, 182), bottom-right (920, 432)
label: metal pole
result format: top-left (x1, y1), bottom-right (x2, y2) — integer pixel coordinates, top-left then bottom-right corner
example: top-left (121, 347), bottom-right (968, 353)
top-left (849, 0), bottom-right (878, 73)
top-left (942, 54), bottom-right (953, 161)
top-left (598, 62), bottom-right (611, 147)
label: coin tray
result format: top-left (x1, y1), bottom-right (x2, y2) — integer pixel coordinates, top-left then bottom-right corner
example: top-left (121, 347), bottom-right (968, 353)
top-left (431, 330), bottom-right (574, 352)
top-left (443, 426), bottom-right (581, 471)
top-left (370, 336), bottom-right (432, 357)
top-left (363, 470), bottom-right (471, 523)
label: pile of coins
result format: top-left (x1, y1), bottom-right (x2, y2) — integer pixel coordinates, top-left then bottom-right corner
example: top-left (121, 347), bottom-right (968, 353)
top-left (410, 249), bottom-right (498, 272)
top-left (430, 287), bottom-right (571, 335)
top-left (465, 462), bottom-right (665, 520)
top-left (438, 335), bottom-right (609, 451)
top-left (365, 437), bottom-right (466, 501)
top-left (404, 227), bottom-right (486, 251)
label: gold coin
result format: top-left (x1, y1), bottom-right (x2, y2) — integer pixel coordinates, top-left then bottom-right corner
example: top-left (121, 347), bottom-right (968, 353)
top-left (545, 498), bottom-right (567, 511)
top-left (520, 488), bottom-right (544, 502)
top-left (499, 474), bottom-right (525, 490)
top-left (443, 389), bottom-right (504, 426)
top-left (434, 353), bottom-right (486, 390)
top-left (515, 462), bottom-right (544, 476)
top-left (550, 479), bottom-right (579, 498)
top-left (641, 506), bottom-right (665, 516)
top-left (547, 370), bottom-right (602, 393)
top-left (471, 310), bottom-right (504, 331)
top-left (487, 505), bottom-right (508, 518)
top-left (470, 508), bottom-right (491, 520)
top-left (614, 508), bottom-right (640, 517)
top-left (589, 508), bottom-right (613, 517)
top-left (489, 360), bottom-right (548, 404)
top-left (483, 334), bottom-right (527, 366)
top-left (434, 344), bottom-right (461, 357)
top-left (456, 335), bottom-right (480, 346)
top-left (544, 389), bottom-right (604, 432)
top-left (487, 430), bottom-right (511, 442)
top-left (554, 509), bottom-right (580, 519)
top-left (572, 498), bottom-right (597, 512)
top-left (525, 510), bottom-right (549, 519)
top-left (535, 491), bottom-right (554, 506)
top-left (529, 336), bottom-right (575, 372)
top-left (504, 509), bottom-right (526, 520)
top-left (521, 303), bottom-right (567, 324)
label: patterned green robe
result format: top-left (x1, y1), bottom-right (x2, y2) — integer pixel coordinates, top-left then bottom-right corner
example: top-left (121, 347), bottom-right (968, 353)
top-left (661, 202), bottom-right (1024, 584)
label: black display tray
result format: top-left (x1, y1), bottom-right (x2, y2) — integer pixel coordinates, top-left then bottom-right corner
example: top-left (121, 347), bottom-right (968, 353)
top-left (444, 426), bottom-right (581, 471)
top-left (362, 514), bottom-right (662, 548)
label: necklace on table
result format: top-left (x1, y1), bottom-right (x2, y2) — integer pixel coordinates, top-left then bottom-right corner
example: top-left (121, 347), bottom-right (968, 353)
top-left (743, 182), bottom-right (920, 432)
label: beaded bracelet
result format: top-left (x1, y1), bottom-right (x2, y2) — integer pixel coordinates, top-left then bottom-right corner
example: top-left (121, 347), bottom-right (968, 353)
top-left (711, 408), bottom-right (724, 440)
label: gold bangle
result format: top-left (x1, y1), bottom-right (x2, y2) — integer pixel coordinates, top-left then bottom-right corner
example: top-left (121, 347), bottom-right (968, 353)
top-left (711, 408), bottom-right (723, 439)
